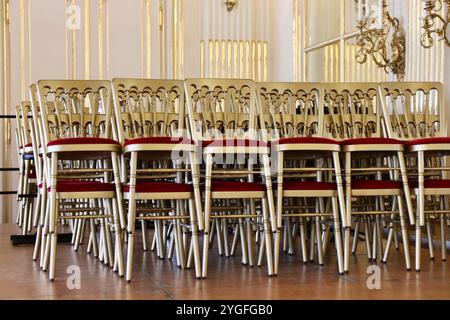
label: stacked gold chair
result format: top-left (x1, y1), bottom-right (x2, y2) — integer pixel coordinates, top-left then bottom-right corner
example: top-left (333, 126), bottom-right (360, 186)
top-left (15, 101), bottom-right (36, 235)
top-left (36, 80), bottom-right (124, 280)
top-left (257, 82), bottom-right (346, 275)
top-left (378, 82), bottom-right (448, 271)
top-left (184, 78), bottom-right (276, 278)
top-left (111, 79), bottom-right (202, 281)
top-left (323, 83), bottom-right (413, 272)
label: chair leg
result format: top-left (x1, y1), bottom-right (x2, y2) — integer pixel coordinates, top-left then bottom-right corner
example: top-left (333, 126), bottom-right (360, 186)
top-left (48, 153), bottom-right (58, 281)
top-left (397, 195), bottom-right (411, 270)
top-left (364, 216), bottom-right (372, 260)
top-left (239, 217), bottom-right (248, 265)
top-left (332, 196), bottom-right (344, 274)
top-left (262, 197), bottom-right (274, 276)
top-left (112, 197), bottom-right (124, 276)
top-left (125, 152), bottom-right (138, 282)
top-left (299, 217), bottom-right (308, 263)
top-left (352, 218), bottom-right (360, 254)
top-left (230, 223), bottom-right (239, 256)
top-left (415, 216), bottom-right (421, 272)
top-left (201, 154), bottom-right (213, 279)
top-left (426, 217), bottom-right (435, 260)
top-left (441, 196), bottom-right (447, 261)
top-left (188, 199), bottom-right (201, 278)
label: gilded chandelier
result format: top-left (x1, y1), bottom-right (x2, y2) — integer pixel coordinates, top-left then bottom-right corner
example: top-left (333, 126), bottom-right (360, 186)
top-left (421, 0), bottom-right (450, 48)
top-left (355, 0), bottom-right (405, 80)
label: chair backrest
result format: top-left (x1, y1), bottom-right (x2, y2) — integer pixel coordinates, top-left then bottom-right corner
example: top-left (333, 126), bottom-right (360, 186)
top-left (111, 78), bottom-right (187, 145)
top-left (378, 82), bottom-right (445, 140)
top-left (18, 101), bottom-right (33, 148)
top-left (36, 80), bottom-right (113, 147)
top-left (184, 78), bottom-right (259, 143)
top-left (14, 104), bottom-right (24, 151)
top-left (322, 82), bottom-right (382, 140)
top-left (257, 82), bottom-right (323, 140)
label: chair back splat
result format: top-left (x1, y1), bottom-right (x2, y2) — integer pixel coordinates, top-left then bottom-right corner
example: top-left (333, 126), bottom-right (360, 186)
top-left (378, 82), bottom-right (445, 140)
top-left (111, 79), bottom-right (188, 144)
top-left (257, 82), bottom-right (324, 140)
top-left (323, 83), bottom-right (381, 140)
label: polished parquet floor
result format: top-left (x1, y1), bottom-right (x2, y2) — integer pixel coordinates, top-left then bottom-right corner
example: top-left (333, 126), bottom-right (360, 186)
top-left (0, 224), bottom-right (449, 300)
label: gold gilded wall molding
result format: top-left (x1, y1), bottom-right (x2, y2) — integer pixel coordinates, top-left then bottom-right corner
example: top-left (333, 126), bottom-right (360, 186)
top-left (2, 0), bottom-right (11, 223)
top-left (20, 0), bottom-right (25, 100)
top-left (71, 0), bottom-right (76, 79)
top-left (99, 0), bottom-right (110, 79)
top-left (146, 0), bottom-right (151, 78)
top-left (84, 0), bottom-right (90, 80)
top-left (99, 0), bottom-right (103, 79)
top-left (201, 39), bottom-right (268, 81)
top-left (158, 0), bottom-right (165, 78)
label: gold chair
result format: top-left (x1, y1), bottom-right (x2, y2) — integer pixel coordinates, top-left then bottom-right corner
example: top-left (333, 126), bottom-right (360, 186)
top-left (379, 82), bottom-right (448, 271)
top-left (15, 102), bottom-right (36, 235)
top-left (36, 80), bottom-right (124, 280)
top-left (184, 78), bottom-right (276, 278)
top-left (323, 82), bottom-right (413, 272)
top-left (111, 78), bottom-right (202, 281)
top-left (257, 82), bottom-right (346, 274)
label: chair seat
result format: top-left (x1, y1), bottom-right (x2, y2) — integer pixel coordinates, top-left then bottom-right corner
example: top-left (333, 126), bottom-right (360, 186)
top-left (202, 139), bottom-right (268, 148)
top-left (340, 137), bottom-right (402, 146)
top-left (275, 137), bottom-right (339, 145)
top-left (47, 137), bottom-right (120, 147)
top-left (124, 137), bottom-right (194, 146)
top-left (123, 182), bottom-right (193, 193)
top-left (48, 180), bottom-right (115, 192)
top-left (211, 181), bottom-right (266, 192)
top-left (351, 180), bottom-right (402, 189)
top-left (282, 181), bottom-right (337, 191)
top-left (409, 179), bottom-right (450, 189)
top-left (405, 137), bottom-right (450, 146)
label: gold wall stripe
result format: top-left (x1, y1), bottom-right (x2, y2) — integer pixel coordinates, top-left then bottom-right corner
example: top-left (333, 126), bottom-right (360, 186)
top-left (158, 0), bottom-right (165, 78)
top-left (221, 40), bottom-right (225, 78)
top-left (172, 0), bottom-right (177, 78)
top-left (208, 39), bottom-right (213, 77)
top-left (203, 39), bottom-right (269, 81)
top-left (71, 0), bottom-right (76, 79)
top-left (227, 40), bottom-right (231, 79)
top-left (84, 0), bottom-right (90, 80)
top-left (245, 40), bottom-right (250, 78)
top-left (105, 0), bottom-right (109, 79)
top-left (251, 41), bottom-right (256, 80)
top-left (65, 0), bottom-right (69, 79)
top-left (257, 41), bottom-right (262, 81)
top-left (20, 0), bottom-right (25, 100)
top-left (27, 0), bottom-right (31, 86)
top-left (200, 40), bottom-right (205, 78)
top-left (99, 0), bottom-right (103, 79)
top-left (2, 0), bottom-right (11, 223)
top-left (239, 40), bottom-right (244, 78)
top-left (141, 0), bottom-right (145, 77)
top-left (233, 40), bottom-right (238, 78)
top-left (146, 0), bottom-right (151, 78)
top-left (179, 0), bottom-right (183, 78)
top-left (263, 41), bottom-right (268, 81)
top-left (214, 40), bottom-right (219, 77)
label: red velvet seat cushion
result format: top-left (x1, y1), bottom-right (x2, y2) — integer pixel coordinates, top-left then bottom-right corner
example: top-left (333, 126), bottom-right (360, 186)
top-left (405, 137), bottom-right (450, 146)
top-left (48, 180), bottom-right (115, 192)
top-left (409, 179), bottom-right (450, 189)
top-left (211, 181), bottom-right (266, 192)
top-left (123, 182), bottom-right (193, 193)
top-left (47, 137), bottom-right (120, 147)
top-left (19, 143), bottom-right (32, 149)
top-left (340, 137), bottom-right (402, 146)
top-left (351, 180), bottom-right (402, 189)
top-left (124, 136), bottom-right (194, 146)
top-left (202, 139), bottom-right (268, 148)
top-left (282, 181), bottom-right (337, 191)
top-left (275, 137), bottom-right (339, 145)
